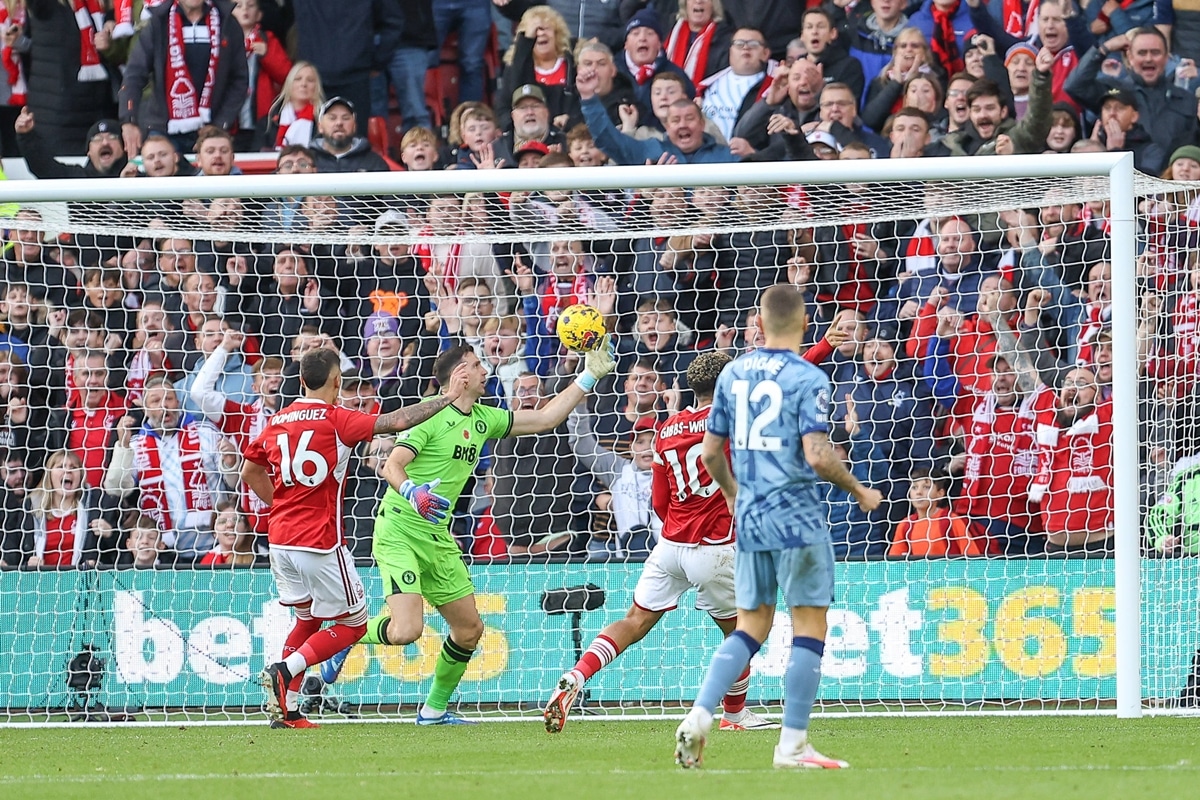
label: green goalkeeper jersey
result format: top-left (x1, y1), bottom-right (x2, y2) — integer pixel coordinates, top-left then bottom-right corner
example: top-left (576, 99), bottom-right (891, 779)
top-left (381, 401), bottom-right (513, 535)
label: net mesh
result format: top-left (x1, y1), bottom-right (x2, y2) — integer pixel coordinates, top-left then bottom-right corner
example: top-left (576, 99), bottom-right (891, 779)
top-left (0, 167), bottom-right (1195, 724)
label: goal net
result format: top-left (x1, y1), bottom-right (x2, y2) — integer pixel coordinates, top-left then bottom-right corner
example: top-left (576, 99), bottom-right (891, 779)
top-left (0, 156), bottom-right (1194, 725)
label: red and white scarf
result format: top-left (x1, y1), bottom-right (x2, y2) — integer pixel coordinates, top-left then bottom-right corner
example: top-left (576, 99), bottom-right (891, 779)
top-left (930, 0), bottom-right (964, 78)
top-left (1002, 0), bottom-right (1039, 38)
top-left (276, 101), bottom-right (315, 147)
top-left (541, 271), bottom-right (592, 331)
top-left (0, 4), bottom-right (27, 104)
top-left (166, 1), bottom-right (223, 134)
top-left (411, 225), bottom-right (462, 295)
top-left (114, 0), bottom-right (170, 38)
top-left (666, 19), bottom-right (716, 86)
top-left (75, 0), bottom-right (107, 83)
top-left (132, 421), bottom-right (215, 533)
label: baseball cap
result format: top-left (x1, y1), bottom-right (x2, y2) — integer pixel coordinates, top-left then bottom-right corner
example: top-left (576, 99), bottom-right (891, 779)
top-left (1004, 42), bottom-right (1038, 67)
top-left (319, 96), bottom-right (356, 118)
top-left (1100, 86), bottom-right (1138, 109)
top-left (514, 140), bottom-right (550, 158)
top-left (625, 7), bottom-right (663, 40)
top-left (512, 84), bottom-right (548, 107)
top-left (806, 129), bottom-right (842, 152)
top-left (362, 311), bottom-right (400, 342)
top-left (373, 209), bottom-right (409, 234)
top-left (87, 119), bottom-right (122, 142)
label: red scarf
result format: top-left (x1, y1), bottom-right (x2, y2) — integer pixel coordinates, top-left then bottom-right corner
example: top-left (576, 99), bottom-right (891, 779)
top-left (275, 102), bottom-right (315, 148)
top-left (411, 225), bottom-right (462, 295)
top-left (0, 5), bottom-right (26, 104)
top-left (1002, 0), bottom-right (1038, 37)
top-left (114, 0), bottom-right (169, 38)
top-left (930, 1), bottom-right (964, 77)
top-left (1050, 47), bottom-right (1078, 107)
top-left (635, 63), bottom-right (655, 84)
top-left (132, 421), bottom-right (215, 533)
top-left (666, 19), bottom-right (716, 86)
top-left (244, 23), bottom-right (261, 58)
top-left (166, 1), bottom-right (223, 134)
top-left (541, 272), bottom-right (592, 330)
top-left (75, 0), bottom-right (107, 83)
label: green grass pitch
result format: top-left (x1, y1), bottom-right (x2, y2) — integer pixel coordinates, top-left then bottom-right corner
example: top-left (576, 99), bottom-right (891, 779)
top-left (1, 716), bottom-right (1196, 799)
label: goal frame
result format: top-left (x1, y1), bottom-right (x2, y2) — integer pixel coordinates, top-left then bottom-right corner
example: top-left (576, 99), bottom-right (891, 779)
top-left (0, 152), bottom-right (1141, 719)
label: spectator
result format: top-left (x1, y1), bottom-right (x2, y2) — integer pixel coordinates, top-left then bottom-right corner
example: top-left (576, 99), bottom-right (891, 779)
top-left (410, 196), bottom-right (506, 305)
top-left (176, 316), bottom-right (254, 413)
top-left (616, 6), bottom-right (695, 119)
top-left (260, 145), bottom-right (344, 231)
top-left (25, 450), bottom-right (116, 567)
top-left (399, 126), bottom-right (443, 172)
top-left (565, 121), bottom-right (610, 166)
top-left (889, 467), bottom-right (987, 557)
top-left (250, 246), bottom-right (339, 358)
top-left (358, 311), bottom-right (425, 410)
top-left (1, 2), bottom-right (28, 108)
top-left (593, 357), bottom-right (665, 452)
top-left (960, 353), bottom-right (1055, 554)
top-left (186, 329), bottom-right (283, 542)
top-left (1045, 101), bottom-right (1083, 152)
top-left (430, 0), bottom-right (491, 103)
top-left (811, 81), bottom-right (888, 157)
top-left (338, 370), bottom-right (386, 557)
top-left (1065, 25), bottom-right (1198, 157)
top-left (0, 450), bottom-right (32, 566)
top-left (123, 297), bottom-right (188, 404)
top-left (964, 0), bottom-right (1084, 108)
top-left (1003, 42), bottom-right (1037, 119)
top-left (50, 349), bottom-right (128, 491)
top-left (577, 67), bottom-right (733, 164)
top-left (103, 376), bottom-right (238, 563)
top-left (118, 0), bottom-right (249, 157)
top-left (198, 498), bottom-right (240, 565)
top-left (910, 0), bottom-right (974, 78)
top-left (800, 7), bottom-right (865, 100)
top-left (503, 84), bottom-right (566, 155)
top-left (491, 372), bottom-right (576, 554)
top-left (1027, 366), bottom-right (1114, 555)
top-left (372, 0), bottom-right (437, 134)
top-left (859, 28), bottom-right (942, 133)
top-left (571, 38), bottom-right (637, 128)
top-left (15, 112), bottom-right (127, 178)
top-left (24, 0), bottom-right (117, 156)
top-left (293, 0), bottom-right (402, 136)
top-left (120, 512), bottom-right (164, 568)
top-left (943, 53), bottom-right (1053, 156)
top-left (309, 97), bottom-right (390, 172)
top-left (663, 0), bottom-right (733, 84)
top-left (263, 61), bottom-right (323, 150)
top-left (1090, 86), bottom-right (1165, 174)
top-left (231, 0), bottom-right (290, 150)
top-left (819, 420), bottom-right (888, 561)
top-left (339, 213), bottom-right (432, 349)
top-left (886, 106), bottom-right (934, 158)
top-left (498, 5), bottom-right (576, 129)
top-left (697, 27), bottom-right (773, 143)
top-left (731, 57), bottom-right (822, 159)
top-left (847, 0), bottom-right (913, 87)
top-left (448, 103), bottom-right (516, 169)
top-left (121, 134), bottom-right (186, 179)
top-left (568, 408), bottom-right (659, 560)
top-left (617, 296), bottom-right (697, 394)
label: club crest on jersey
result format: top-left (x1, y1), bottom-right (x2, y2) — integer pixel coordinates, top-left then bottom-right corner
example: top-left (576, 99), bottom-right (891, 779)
top-left (475, 421), bottom-right (487, 434)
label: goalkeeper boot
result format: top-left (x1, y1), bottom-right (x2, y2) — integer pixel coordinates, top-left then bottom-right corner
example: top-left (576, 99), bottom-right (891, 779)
top-left (772, 743), bottom-right (849, 770)
top-left (271, 711), bottom-right (320, 730)
top-left (543, 672), bottom-right (582, 734)
top-left (719, 709), bottom-right (781, 731)
top-left (673, 711), bottom-right (708, 769)
top-left (320, 647), bottom-right (351, 684)
top-left (257, 663), bottom-right (291, 723)
top-left (415, 710), bottom-right (477, 726)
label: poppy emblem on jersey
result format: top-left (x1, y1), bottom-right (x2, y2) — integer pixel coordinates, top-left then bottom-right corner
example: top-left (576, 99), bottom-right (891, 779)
top-left (475, 421), bottom-right (487, 434)
top-left (402, 570), bottom-right (416, 585)
top-left (462, 430), bottom-right (471, 440)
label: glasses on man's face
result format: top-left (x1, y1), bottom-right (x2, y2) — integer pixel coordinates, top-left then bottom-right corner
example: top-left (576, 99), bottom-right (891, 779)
top-left (277, 159), bottom-right (314, 173)
top-left (459, 295), bottom-right (495, 306)
top-left (947, 89), bottom-right (969, 98)
top-left (731, 39), bottom-right (764, 49)
top-left (820, 99), bottom-right (854, 109)
top-left (91, 133), bottom-right (121, 144)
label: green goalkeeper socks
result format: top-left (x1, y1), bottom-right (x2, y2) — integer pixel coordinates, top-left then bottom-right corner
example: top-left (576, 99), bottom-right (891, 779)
top-left (361, 614), bottom-right (393, 646)
top-left (423, 637), bottom-right (475, 714)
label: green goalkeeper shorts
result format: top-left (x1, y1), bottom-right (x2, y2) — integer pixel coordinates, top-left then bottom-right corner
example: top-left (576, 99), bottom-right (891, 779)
top-left (371, 505), bottom-right (475, 608)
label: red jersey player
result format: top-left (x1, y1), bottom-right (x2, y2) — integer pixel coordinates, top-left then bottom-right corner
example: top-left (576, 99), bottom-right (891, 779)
top-left (242, 348), bottom-right (469, 728)
top-left (543, 351), bottom-right (779, 734)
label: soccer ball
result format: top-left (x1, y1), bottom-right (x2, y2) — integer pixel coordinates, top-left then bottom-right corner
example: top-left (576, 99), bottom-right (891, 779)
top-left (557, 304), bottom-right (606, 352)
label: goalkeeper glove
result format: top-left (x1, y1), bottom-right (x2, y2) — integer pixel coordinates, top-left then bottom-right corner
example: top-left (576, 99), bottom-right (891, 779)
top-left (574, 334), bottom-right (616, 392)
top-left (399, 478), bottom-right (451, 523)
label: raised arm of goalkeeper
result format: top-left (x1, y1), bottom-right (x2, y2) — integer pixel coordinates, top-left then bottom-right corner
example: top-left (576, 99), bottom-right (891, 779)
top-left (508, 336), bottom-right (617, 436)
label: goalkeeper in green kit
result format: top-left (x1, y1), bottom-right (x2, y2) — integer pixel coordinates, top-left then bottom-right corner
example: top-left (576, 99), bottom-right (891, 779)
top-left (321, 340), bottom-right (616, 724)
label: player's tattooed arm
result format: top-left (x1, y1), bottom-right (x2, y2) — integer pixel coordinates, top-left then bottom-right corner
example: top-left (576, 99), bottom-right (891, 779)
top-left (802, 431), bottom-right (884, 513)
top-left (373, 362), bottom-right (471, 434)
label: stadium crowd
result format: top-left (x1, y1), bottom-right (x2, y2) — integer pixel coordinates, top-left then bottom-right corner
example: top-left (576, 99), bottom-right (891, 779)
top-left (0, 0), bottom-right (1197, 569)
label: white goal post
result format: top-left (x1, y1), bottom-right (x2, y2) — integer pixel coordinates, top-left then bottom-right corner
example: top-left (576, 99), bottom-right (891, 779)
top-left (0, 152), bottom-right (1174, 725)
